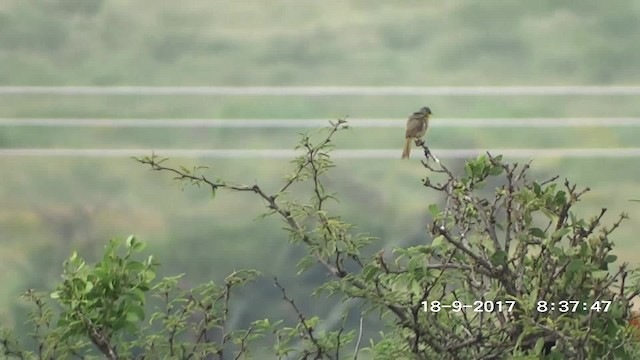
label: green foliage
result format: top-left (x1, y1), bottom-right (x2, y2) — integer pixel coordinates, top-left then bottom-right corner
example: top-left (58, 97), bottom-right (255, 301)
top-left (0, 237), bottom-right (270, 359)
top-left (52, 236), bottom-right (155, 339)
top-left (3, 121), bottom-right (640, 359)
top-left (3, 2), bottom-right (640, 345)
top-left (133, 123), bottom-right (640, 358)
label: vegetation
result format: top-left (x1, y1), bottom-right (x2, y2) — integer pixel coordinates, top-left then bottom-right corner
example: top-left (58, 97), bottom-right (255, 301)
top-left (2, 122), bottom-right (640, 359)
top-left (1, 1), bottom-right (640, 355)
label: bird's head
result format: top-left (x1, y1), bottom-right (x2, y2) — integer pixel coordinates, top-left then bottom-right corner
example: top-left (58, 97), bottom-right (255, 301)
top-left (420, 107), bottom-right (433, 115)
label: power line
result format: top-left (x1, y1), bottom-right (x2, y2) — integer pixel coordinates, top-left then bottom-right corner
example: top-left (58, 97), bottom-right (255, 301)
top-left (2, 148), bottom-right (640, 159)
top-left (2, 118), bottom-right (640, 128)
top-left (1, 86), bottom-right (640, 96)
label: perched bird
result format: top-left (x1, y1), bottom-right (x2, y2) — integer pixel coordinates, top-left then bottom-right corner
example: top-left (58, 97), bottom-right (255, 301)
top-left (401, 106), bottom-right (432, 159)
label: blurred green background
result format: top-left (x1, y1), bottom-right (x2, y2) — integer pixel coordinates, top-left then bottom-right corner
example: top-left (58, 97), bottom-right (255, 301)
top-left (1, 0), bottom-right (640, 347)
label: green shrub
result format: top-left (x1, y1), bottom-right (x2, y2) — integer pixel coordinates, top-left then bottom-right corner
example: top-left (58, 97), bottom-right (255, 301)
top-left (2, 120), bottom-right (640, 359)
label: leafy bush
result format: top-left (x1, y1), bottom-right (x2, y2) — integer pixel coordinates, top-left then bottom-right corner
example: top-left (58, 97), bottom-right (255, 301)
top-left (2, 120), bottom-right (640, 359)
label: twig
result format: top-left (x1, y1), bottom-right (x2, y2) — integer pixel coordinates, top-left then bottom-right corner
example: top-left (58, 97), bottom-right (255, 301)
top-left (274, 278), bottom-right (325, 357)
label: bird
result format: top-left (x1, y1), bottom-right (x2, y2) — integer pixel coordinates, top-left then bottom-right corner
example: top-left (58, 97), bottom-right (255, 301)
top-left (401, 106), bottom-right (432, 159)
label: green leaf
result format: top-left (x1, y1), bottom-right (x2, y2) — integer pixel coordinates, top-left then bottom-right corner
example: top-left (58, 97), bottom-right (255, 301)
top-left (534, 338), bottom-right (545, 354)
top-left (551, 227), bottom-right (571, 239)
top-left (547, 350), bottom-right (565, 360)
top-left (490, 250), bottom-right (508, 267)
top-left (533, 182), bottom-right (541, 196)
top-left (126, 261), bottom-right (146, 273)
top-left (605, 254), bottom-right (617, 263)
top-left (129, 288), bottom-right (146, 303)
top-left (554, 190), bottom-right (566, 204)
top-left (144, 269), bottom-right (157, 282)
top-left (428, 203), bottom-right (439, 218)
top-left (540, 208), bottom-right (558, 221)
top-left (464, 162), bottom-right (473, 178)
top-left (408, 257), bottom-right (422, 273)
top-left (431, 235), bottom-right (444, 248)
top-left (612, 348), bottom-right (630, 360)
top-left (488, 165), bottom-right (503, 176)
top-left (551, 246), bottom-right (565, 257)
top-left (529, 288), bottom-right (539, 310)
top-left (529, 228), bottom-right (546, 238)
top-left (362, 264), bottom-right (379, 282)
top-left (126, 235), bottom-right (136, 248)
top-left (296, 255), bottom-right (316, 275)
top-left (476, 157), bottom-right (486, 174)
top-left (126, 305), bottom-right (145, 323)
top-left (592, 270), bottom-right (609, 280)
top-left (132, 240), bottom-right (146, 252)
top-left (567, 259), bottom-right (585, 273)
top-left (84, 281), bottom-right (94, 294)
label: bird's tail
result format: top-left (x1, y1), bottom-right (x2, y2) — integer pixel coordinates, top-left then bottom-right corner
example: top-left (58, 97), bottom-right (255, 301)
top-left (401, 138), bottom-right (411, 159)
